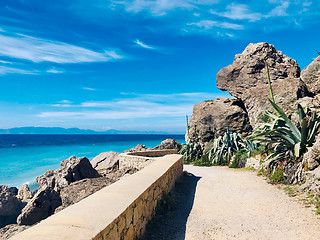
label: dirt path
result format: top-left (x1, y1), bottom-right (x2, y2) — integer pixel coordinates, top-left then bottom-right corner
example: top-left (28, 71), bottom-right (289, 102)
top-left (142, 165), bottom-right (320, 240)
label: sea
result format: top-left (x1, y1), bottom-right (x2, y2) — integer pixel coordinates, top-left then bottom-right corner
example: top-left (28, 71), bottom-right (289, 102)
top-left (0, 134), bottom-right (185, 191)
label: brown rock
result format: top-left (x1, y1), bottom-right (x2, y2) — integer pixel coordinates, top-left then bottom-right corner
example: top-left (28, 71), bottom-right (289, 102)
top-left (91, 152), bottom-right (119, 171)
top-left (17, 187), bottom-right (61, 226)
top-left (17, 185), bottom-right (32, 203)
top-left (0, 186), bottom-right (22, 228)
top-left (36, 156), bottom-right (100, 190)
top-left (188, 97), bottom-right (252, 144)
top-left (303, 135), bottom-right (320, 171)
top-left (153, 139), bottom-right (182, 151)
top-left (301, 55), bottom-right (320, 95)
top-left (123, 144), bottom-right (148, 153)
top-left (216, 42), bottom-right (310, 127)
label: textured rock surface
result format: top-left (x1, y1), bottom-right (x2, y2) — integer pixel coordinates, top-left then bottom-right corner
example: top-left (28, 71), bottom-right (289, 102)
top-left (36, 156), bottom-right (100, 190)
top-left (303, 135), bottom-right (320, 171)
top-left (188, 97), bottom-right (252, 144)
top-left (153, 139), bottom-right (182, 151)
top-left (0, 186), bottom-right (24, 228)
top-left (301, 55), bottom-right (320, 95)
top-left (0, 224), bottom-right (29, 240)
top-left (17, 185), bottom-right (32, 203)
top-left (17, 187), bottom-right (61, 226)
top-left (245, 157), bottom-right (261, 170)
top-left (216, 42), bottom-right (310, 127)
top-left (91, 152), bottom-right (119, 171)
top-left (123, 144), bottom-right (148, 153)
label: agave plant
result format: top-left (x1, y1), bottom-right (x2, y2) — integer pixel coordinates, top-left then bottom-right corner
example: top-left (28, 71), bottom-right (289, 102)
top-left (207, 128), bottom-right (247, 165)
top-left (179, 142), bottom-right (203, 163)
top-left (249, 63), bottom-right (320, 165)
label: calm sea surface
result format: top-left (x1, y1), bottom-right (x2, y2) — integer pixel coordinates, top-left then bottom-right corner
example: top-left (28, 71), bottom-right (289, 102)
top-left (0, 134), bottom-right (185, 190)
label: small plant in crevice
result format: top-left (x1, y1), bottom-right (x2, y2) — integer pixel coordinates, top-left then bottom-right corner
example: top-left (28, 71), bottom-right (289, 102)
top-left (229, 149), bottom-right (247, 168)
top-left (270, 168), bottom-right (285, 183)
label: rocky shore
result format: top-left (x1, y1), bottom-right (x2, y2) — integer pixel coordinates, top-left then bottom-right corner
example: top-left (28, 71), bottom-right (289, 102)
top-left (0, 139), bottom-right (181, 239)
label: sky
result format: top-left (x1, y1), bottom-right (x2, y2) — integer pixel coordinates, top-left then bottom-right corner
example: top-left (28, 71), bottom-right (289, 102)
top-left (0, 0), bottom-right (319, 133)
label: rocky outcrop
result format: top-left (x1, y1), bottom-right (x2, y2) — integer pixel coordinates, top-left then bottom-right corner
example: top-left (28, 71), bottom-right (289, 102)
top-left (17, 156), bottom-right (100, 226)
top-left (188, 97), bottom-right (252, 145)
top-left (17, 187), bottom-right (61, 226)
top-left (301, 55), bottom-right (320, 95)
top-left (216, 42), bottom-right (311, 127)
top-left (302, 135), bottom-right (320, 171)
top-left (91, 152), bottom-right (119, 171)
top-left (0, 186), bottom-right (21, 228)
top-left (123, 144), bottom-right (148, 153)
top-left (152, 139), bottom-right (182, 151)
top-left (17, 185), bottom-right (32, 203)
top-left (36, 156), bottom-right (100, 190)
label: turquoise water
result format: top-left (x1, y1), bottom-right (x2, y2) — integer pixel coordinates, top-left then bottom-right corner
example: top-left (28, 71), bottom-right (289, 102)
top-left (0, 134), bottom-right (185, 190)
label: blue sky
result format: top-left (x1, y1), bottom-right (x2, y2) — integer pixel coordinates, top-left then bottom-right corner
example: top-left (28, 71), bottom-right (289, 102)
top-left (0, 0), bottom-right (319, 133)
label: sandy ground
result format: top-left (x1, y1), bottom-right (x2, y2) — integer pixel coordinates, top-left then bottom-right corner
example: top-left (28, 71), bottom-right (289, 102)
top-left (142, 165), bottom-right (320, 240)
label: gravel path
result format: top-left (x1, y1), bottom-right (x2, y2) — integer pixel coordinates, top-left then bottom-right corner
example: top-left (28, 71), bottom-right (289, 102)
top-left (142, 165), bottom-right (320, 240)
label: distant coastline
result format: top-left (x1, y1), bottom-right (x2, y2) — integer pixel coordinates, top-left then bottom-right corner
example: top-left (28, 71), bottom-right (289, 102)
top-left (0, 127), bottom-right (184, 135)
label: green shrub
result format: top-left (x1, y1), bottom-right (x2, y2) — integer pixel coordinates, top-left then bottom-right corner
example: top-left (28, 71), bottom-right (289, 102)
top-left (270, 169), bottom-right (285, 183)
top-left (229, 150), bottom-right (247, 168)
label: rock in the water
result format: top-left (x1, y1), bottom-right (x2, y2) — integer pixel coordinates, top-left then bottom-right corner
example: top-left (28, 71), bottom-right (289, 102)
top-left (188, 97), bottom-right (252, 144)
top-left (17, 185), bottom-right (32, 203)
top-left (91, 152), bottom-right (119, 171)
top-left (17, 187), bottom-right (61, 226)
top-left (216, 42), bottom-right (310, 127)
top-left (0, 186), bottom-right (22, 228)
top-left (301, 55), bottom-right (320, 95)
top-left (153, 139), bottom-right (182, 151)
top-left (123, 144), bottom-right (148, 153)
top-left (36, 156), bottom-right (100, 190)
top-left (303, 135), bottom-right (320, 171)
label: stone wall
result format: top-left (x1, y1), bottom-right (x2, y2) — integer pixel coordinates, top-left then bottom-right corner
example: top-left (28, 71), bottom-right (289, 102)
top-left (10, 153), bottom-right (183, 240)
top-left (119, 149), bottom-right (178, 170)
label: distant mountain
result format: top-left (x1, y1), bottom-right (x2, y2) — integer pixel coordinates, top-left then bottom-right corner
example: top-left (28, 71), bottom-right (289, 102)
top-left (0, 127), bottom-right (179, 134)
top-left (0, 127), bottom-right (121, 134)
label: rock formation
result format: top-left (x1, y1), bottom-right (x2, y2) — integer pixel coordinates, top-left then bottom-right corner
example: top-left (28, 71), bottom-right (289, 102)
top-left (0, 186), bottom-right (21, 228)
top-left (91, 152), bottom-right (119, 171)
top-left (301, 55), bottom-right (320, 95)
top-left (152, 139), bottom-right (182, 151)
top-left (216, 42), bottom-right (311, 127)
top-left (187, 97), bottom-right (252, 145)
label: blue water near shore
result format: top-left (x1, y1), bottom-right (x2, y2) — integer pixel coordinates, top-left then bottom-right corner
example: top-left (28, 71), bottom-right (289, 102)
top-left (0, 134), bottom-right (185, 190)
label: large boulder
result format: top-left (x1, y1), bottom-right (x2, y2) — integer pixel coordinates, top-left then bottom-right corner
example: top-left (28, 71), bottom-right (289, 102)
top-left (36, 156), bottom-right (100, 190)
top-left (303, 135), bottom-right (320, 171)
top-left (0, 186), bottom-right (21, 228)
top-left (216, 42), bottom-right (311, 127)
top-left (301, 55), bottom-right (320, 95)
top-left (17, 187), bottom-right (61, 226)
top-left (153, 139), bottom-right (182, 151)
top-left (91, 152), bottom-right (119, 171)
top-left (17, 184), bottom-right (32, 203)
top-left (188, 97), bottom-right (252, 145)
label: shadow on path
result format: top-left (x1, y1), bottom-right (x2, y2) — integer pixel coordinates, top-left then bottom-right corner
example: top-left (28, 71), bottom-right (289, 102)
top-left (141, 171), bottom-right (201, 240)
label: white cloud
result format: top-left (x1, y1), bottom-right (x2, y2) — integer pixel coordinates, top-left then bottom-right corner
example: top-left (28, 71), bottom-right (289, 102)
top-left (267, 1), bottom-right (289, 17)
top-left (210, 4), bottom-right (262, 22)
top-left (0, 66), bottom-right (37, 75)
top-left (46, 69), bottom-right (64, 74)
top-left (82, 87), bottom-right (96, 91)
top-left (42, 92), bottom-right (230, 120)
top-left (187, 20), bottom-right (243, 30)
top-left (114, 0), bottom-right (219, 15)
top-left (0, 32), bottom-right (123, 63)
top-left (134, 39), bottom-right (155, 49)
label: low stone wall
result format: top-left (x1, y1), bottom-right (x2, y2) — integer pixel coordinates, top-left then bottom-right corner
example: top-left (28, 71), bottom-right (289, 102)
top-left (10, 153), bottom-right (183, 240)
top-left (119, 149), bottom-right (178, 170)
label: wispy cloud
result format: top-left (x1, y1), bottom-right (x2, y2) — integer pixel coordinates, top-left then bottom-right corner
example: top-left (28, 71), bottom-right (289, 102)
top-left (0, 66), bottom-right (37, 75)
top-left (134, 39), bottom-right (155, 49)
top-left (46, 68), bottom-right (64, 74)
top-left (82, 87), bottom-right (96, 91)
top-left (187, 20), bottom-right (243, 30)
top-left (267, 1), bottom-right (289, 17)
top-left (40, 92), bottom-right (229, 120)
top-left (0, 32), bottom-right (123, 64)
top-left (210, 4), bottom-right (262, 22)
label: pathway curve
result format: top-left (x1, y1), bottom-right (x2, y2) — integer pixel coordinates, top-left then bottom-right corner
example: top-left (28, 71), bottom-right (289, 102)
top-left (142, 165), bottom-right (320, 240)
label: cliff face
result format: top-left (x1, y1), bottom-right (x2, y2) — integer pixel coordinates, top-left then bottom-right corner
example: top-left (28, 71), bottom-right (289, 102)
top-left (188, 42), bottom-right (319, 146)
